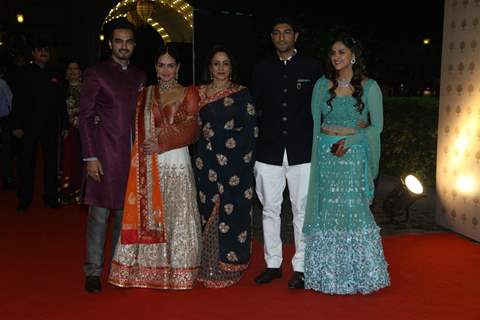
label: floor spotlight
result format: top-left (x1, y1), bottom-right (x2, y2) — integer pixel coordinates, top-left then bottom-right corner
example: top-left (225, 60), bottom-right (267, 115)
top-left (383, 174), bottom-right (426, 223)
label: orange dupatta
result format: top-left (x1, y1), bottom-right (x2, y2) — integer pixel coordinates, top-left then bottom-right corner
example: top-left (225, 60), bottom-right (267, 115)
top-left (121, 86), bottom-right (166, 244)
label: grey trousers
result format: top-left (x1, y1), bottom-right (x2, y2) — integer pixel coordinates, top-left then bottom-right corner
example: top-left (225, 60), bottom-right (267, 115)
top-left (84, 206), bottom-right (123, 277)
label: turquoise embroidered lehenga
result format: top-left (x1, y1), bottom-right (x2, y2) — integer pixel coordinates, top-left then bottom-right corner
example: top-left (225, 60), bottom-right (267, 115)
top-left (303, 76), bottom-right (390, 294)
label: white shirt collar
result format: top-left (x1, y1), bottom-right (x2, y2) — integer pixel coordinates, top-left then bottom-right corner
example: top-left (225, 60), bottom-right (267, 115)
top-left (278, 49), bottom-right (297, 65)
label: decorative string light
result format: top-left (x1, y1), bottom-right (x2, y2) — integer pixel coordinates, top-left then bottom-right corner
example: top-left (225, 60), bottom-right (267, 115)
top-left (104, 0), bottom-right (193, 25)
top-left (103, 0), bottom-right (193, 41)
top-left (16, 13), bottom-right (24, 23)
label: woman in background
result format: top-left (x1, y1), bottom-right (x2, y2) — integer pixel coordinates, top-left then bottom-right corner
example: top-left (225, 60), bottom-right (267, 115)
top-left (60, 60), bottom-right (82, 204)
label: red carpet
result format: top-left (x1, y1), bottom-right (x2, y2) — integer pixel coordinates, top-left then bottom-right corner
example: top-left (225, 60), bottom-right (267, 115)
top-left (1, 188), bottom-right (479, 320)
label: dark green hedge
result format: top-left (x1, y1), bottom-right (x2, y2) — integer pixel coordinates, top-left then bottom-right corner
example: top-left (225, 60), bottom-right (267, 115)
top-left (380, 97), bottom-right (439, 187)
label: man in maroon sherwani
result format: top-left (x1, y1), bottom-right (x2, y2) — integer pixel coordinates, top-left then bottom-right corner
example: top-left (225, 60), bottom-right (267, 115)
top-left (79, 19), bottom-right (145, 293)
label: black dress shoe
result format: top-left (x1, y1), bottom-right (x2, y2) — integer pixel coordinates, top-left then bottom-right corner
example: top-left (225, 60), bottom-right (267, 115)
top-left (44, 199), bottom-right (61, 209)
top-left (85, 276), bottom-right (102, 293)
top-left (288, 271), bottom-right (305, 289)
top-left (254, 268), bottom-right (282, 284)
top-left (3, 177), bottom-right (16, 189)
top-left (16, 202), bottom-right (30, 212)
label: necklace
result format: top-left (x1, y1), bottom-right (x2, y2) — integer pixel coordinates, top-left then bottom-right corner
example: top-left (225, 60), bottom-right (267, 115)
top-left (337, 79), bottom-right (352, 88)
top-left (210, 81), bottom-right (231, 91)
top-left (158, 78), bottom-right (177, 91)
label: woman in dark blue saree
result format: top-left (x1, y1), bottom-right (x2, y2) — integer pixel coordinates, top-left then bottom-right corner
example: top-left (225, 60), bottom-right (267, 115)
top-left (193, 46), bottom-right (257, 288)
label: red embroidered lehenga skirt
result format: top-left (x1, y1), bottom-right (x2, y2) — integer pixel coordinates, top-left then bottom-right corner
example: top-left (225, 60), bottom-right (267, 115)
top-left (108, 146), bottom-right (202, 289)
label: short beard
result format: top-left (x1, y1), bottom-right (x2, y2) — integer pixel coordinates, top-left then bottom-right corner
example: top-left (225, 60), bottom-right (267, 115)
top-left (113, 51), bottom-right (131, 61)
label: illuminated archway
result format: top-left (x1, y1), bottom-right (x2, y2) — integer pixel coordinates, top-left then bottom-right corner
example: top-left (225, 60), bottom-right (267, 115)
top-left (103, 0), bottom-right (194, 43)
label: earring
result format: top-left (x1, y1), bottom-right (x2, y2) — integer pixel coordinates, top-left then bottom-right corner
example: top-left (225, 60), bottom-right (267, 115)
top-left (229, 74), bottom-right (232, 81)
top-left (175, 72), bottom-right (178, 81)
top-left (210, 72), bottom-right (213, 80)
top-left (351, 58), bottom-right (356, 65)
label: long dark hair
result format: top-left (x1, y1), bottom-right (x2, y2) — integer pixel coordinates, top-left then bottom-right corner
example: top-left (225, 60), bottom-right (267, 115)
top-left (200, 45), bottom-right (239, 84)
top-left (65, 58), bottom-right (83, 71)
top-left (326, 35), bottom-right (367, 113)
top-left (64, 58), bottom-right (83, 85)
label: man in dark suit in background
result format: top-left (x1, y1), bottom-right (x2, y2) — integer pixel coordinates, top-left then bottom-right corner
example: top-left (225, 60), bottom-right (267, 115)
top-left (12, 38), bottom-right (68, 212)
top-left (0, 63), bottom-right (14, 189)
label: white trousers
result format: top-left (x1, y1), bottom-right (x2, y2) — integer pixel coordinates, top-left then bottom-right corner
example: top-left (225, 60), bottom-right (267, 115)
top-left (254, 150), bottom-right (310, 272)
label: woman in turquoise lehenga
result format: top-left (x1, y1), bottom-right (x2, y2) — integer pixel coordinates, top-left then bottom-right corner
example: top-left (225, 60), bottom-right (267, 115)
top-left (303, 35), bottom-right (390, 294)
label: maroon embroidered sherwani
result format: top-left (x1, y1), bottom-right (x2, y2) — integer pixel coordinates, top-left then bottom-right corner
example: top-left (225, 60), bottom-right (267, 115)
top-left (79, 58), bottom-right (145, 209)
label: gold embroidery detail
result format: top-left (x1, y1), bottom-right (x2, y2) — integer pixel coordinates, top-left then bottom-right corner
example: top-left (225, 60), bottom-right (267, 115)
top-left (202, 122), bottom-right (214, 140)
top-left (216, 154), bottom-right (228, 166)
top-left (208, 169), bottom-right (218, 182)
top-left (224, 97), bottom-right (234, 107)
top-left (219, 222), bottom-right (230, 233)
top-left (199, 191), bottom-right (206, 204)
top-left (224, 119), bottom-right (235, 129)
top-left (227, 251), bottom-right (238, 262)
top-left (229, 175), bottom-right (240, 186)
top-left (195, 157), bottom-right (204, 170)
top-left (131, 153), bottom-right (138, 167)
top-left (127, 192), bottom-right (136, 205)
top-left (246, 103), bottom-right (256, 116)
top-left (224, 203), bottom-right (234, 214)
top-left (243, 151), bottom-right (252, 163)
top-left (211, 194), bottom-right (220, 203)
top-left (238, 231), bottom-right (247, 243)
top-left (226, 138), bottom-right (236, 149)
top-left (244, 187), bottom-right (253, 200)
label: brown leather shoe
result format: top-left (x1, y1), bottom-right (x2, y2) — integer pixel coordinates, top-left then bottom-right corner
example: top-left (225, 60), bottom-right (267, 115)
top-left (254, 268), bottom-right (282, 284)
top-left (288, 271), bottom-right (305, 289)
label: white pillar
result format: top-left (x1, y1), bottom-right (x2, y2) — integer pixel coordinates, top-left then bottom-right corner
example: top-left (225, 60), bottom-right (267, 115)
top-left (436, 0), bottom-right (480, 241)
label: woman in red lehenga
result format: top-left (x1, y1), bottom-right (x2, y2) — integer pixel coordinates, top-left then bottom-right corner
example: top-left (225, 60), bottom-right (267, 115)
top-left (59, 60), bottom-right (83, 205)
top-left (108, 45), bottom-right (202, 290)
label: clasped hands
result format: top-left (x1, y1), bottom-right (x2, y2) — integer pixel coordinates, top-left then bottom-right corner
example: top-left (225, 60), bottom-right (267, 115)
top-left (142, 104), bottom-right (180, 155)
top-left (331, 120), bottom-right (368, 157)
